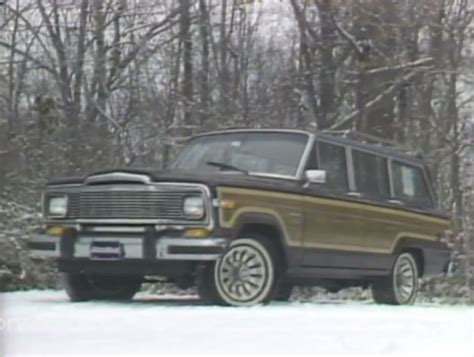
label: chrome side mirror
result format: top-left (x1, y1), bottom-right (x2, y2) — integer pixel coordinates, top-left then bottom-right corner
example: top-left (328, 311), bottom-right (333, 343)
top-left (305, 170), bottom-right (326, 184)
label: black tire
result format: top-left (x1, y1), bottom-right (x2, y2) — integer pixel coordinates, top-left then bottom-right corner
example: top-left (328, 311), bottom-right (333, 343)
top-left (62, 273), bottom-right (142, 302)
top-left (274, 283), bottom-right (293, 302)
top-left (62, 273), bottom-right (91, 302)
top-left (197, 235), bottom-right (279, 306)
top-left (196, 263), bottom-right (221, 305)
top-left (371, 252), bottom-right (419, 305)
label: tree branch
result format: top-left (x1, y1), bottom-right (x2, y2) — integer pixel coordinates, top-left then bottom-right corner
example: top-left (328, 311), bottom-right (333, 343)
top-left (330, 68), bottom-right (431, 130)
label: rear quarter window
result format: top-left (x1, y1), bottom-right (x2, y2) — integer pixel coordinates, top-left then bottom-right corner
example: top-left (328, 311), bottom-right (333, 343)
top-left (392, 162), bottom-right (434, 208)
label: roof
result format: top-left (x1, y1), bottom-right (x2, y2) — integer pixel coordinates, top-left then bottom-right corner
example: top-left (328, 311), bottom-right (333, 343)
top-left (192, 128), bottom-right (425, 166)
top-left (193, 128), bottom-right (311, 137)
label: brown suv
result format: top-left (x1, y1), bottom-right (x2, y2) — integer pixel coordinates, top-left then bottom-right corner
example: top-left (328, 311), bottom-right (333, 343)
top-left (29, 129), bottom-right (451, 306)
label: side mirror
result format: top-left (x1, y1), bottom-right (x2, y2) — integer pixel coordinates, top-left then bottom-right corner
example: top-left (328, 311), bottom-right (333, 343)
top-left (305, 169), bottom-right (326, 184)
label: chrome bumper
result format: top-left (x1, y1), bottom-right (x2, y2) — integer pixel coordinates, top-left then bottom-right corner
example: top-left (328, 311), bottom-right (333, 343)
top-left (28, 234), bottom-right (228, 261)
top-left (28, 234), bottom-right (61, 258)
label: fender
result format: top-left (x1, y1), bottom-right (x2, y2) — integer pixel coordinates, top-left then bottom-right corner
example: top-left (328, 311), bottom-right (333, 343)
top-left (392, 236), bottom-right (450, 277)
top-left (230, 212), bottom-right (301, 269)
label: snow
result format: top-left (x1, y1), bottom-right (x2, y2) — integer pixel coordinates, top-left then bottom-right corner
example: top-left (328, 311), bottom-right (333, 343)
top-left (0, 290), bottom-right (473, 356)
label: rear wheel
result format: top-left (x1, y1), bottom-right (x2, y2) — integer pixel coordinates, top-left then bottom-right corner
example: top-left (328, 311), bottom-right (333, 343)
top-left (62, 273), bottom-right (142, 302)
top-left (371, 252), bottom-right (419, 305)
top-left (197, 236), bottom-right (278, 306)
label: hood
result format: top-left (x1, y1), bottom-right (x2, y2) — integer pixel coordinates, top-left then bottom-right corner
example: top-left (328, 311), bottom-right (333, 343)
top-left (47, 168), bottom-right (303, 193)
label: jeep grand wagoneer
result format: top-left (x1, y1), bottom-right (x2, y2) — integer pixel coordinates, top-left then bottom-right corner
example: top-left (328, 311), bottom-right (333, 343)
top-left (29, 129), bottom-right (451, 306)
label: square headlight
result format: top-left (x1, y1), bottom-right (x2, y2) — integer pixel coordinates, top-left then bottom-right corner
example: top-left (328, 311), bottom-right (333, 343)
top-left (183, 196), bottom-right (204, 219)
top-left (48, 196), bottom-right (68, 217)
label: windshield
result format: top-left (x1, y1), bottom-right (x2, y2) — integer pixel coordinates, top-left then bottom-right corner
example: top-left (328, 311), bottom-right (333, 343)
top-left (172, 132), bottom-right (309, 177)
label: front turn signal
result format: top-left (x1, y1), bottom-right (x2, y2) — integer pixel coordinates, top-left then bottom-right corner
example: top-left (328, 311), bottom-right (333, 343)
top-left (218, 199), bottom-right (238, 209)
top-left (184, 228), bottom-right (210, 238)
top-left (47, 226), bottom-right (66, 237)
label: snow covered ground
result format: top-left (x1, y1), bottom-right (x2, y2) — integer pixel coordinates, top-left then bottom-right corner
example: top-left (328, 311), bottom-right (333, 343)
top-left (1, 290), bottom-right (473, 356)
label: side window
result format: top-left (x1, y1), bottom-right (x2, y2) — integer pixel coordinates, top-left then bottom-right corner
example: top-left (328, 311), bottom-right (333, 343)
top-left (317, 142), bottom-right (349, 191)
top-left (352, 150), bottom-right (390, 198)
top-left (392, 162), bottom-right (433, 208)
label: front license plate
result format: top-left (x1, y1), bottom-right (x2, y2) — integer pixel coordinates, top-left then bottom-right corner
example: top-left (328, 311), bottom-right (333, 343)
top-left (90, 241), bottom-right (124, 260)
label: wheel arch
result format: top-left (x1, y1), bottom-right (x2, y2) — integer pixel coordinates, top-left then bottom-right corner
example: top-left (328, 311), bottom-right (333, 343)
top-left (234, 213), bottom-right (290, 272)
top-left (393, 238), bottom-right (426, 277)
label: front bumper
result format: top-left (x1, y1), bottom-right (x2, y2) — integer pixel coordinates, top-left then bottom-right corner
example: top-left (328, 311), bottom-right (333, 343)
top-left (28, 229), bottom-right (229, 262)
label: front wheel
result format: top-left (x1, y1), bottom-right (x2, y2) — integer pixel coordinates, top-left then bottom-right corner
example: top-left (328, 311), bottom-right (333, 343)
top-left (197, 237), bottom-right (278, 306)
top-left (62, 273), bottom-right (142, 302)
top-left (371, 252), bottom-right (419, 305)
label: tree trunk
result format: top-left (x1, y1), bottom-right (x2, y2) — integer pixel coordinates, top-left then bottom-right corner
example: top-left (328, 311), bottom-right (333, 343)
top-left (198, 0), bottom-right (210, 127)
top-left (316, 0), bottom-right (336, 129)
top-left (180, 0), bottom-right (194, 127)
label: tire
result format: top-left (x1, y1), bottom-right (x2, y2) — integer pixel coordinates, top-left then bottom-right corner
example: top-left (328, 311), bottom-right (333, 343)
top-left (62, 273), bottom-right (142, 302)
top-left (371, 252), bottom-right (419, 305)
top-left (196, 263), bottom-right (221, 305)
top-left (197, 236), bottom-right (279, 306)
top-left (274, 283), bottom-right (293, 301)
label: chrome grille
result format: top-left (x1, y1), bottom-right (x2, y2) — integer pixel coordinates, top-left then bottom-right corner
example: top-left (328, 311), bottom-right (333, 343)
top-left (65, 189), bottom-right (203, 221)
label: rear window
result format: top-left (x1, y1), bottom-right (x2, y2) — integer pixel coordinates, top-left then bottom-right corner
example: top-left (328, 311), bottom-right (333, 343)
top-left (392, 162), bottom-right (433, 208)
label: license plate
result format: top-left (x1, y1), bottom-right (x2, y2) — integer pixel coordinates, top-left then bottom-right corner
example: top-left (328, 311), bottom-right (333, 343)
top-left (90, 241), bottom-right (124, 260)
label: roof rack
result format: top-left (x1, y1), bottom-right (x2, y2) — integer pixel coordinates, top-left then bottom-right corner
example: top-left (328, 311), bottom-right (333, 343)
top-left (320, 129), bottom-right (423, 158)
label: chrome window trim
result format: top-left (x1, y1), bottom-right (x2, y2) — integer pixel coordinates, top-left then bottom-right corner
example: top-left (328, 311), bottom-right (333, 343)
top-left (387, 158), bottom-right (395, 198)
top-left (295, 133), bottom-right (316, 180)
top-left (179, 130), bottom-right (312, 181)
top-left (345, 146), bottom-right (356, 192)
top-left (249, 172), bottom-right (299, 181)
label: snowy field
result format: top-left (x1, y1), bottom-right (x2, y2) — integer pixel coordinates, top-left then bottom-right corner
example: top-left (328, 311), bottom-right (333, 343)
top-left (1, 291), bottom-right (473, 357)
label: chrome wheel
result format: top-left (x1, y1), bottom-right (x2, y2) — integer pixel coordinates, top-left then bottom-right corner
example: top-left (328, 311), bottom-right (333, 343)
top-left (393, 253), bottom-right (418, 304)
top-left (215, 238), bottom-right (275, 306)
top-left (371, 252), bottom-right (419, 305)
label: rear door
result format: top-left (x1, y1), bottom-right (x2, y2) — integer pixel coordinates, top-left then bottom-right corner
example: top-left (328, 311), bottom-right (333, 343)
top-left (351, 150), bottom-right (402, 254)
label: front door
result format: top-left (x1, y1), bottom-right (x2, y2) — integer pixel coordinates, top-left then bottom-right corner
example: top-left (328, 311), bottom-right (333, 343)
top-left (301, 140), bottom-right (369, 268)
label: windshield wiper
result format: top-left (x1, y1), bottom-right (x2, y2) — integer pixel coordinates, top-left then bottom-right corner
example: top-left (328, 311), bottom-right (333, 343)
top-left (206, 161), bottom-right (248, 175)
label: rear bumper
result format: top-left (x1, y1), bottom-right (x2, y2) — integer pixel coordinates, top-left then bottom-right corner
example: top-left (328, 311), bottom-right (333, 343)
top-left (28, 230), bottom-right (229, 262)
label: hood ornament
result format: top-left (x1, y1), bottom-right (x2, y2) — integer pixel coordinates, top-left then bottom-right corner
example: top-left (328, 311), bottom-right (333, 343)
top-left (85, 172), bottom-right (151, 185)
